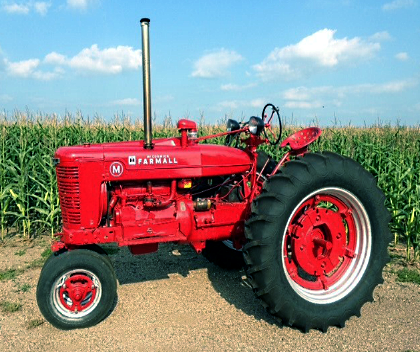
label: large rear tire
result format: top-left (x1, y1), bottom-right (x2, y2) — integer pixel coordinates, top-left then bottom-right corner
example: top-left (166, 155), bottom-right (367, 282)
top-left (243, 152), bottom-right (391, 332)
top-left (37, 249), bottom-right (117, 330)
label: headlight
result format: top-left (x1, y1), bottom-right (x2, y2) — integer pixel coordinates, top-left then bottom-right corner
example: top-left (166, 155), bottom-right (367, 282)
top-left (227, 119), bottom-right (240, 132)
top-left (248, 116), bottom-right (264, 135)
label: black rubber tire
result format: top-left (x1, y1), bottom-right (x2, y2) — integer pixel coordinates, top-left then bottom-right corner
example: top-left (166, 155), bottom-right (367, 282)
top-left (80, 244), bottom-right (115, 273)
top-left (202, 151), bottom-right (276, 270)
top-left (256, 150), bottom-right (276, 175)
top-left (37, 249), bottom-right (117, 330)
top-left (243, 151), bottom-right (391, 332)
top-left (40, 244), bottom-right (114, 279)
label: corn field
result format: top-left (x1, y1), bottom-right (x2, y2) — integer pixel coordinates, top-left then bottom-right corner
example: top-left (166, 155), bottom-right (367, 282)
top-left (1, 111), bottom-right (419, 261)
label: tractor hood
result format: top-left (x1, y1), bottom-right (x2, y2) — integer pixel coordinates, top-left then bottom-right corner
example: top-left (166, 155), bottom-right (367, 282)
top-left (54, 138), bottom-right (252, 181)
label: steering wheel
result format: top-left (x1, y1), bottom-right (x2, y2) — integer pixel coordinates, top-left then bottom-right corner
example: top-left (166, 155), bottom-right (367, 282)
top-left (261, 103), bottom-right (282, 145)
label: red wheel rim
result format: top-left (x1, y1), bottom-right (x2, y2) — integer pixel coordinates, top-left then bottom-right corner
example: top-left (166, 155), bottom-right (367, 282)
top-left (53, 269), bottom-right (102, 318)
top-left (59, 274), bottom-right (97, 313)
top-left (282, 188), bottom-right (371, 303)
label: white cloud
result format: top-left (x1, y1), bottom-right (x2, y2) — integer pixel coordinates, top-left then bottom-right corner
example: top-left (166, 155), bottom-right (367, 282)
top-left (1, 44), bottom-right (141, 80)
top-left (1, 2), bottom-right (51, 15)
top-left (250, 98), bottom-right (266, 108)
top-left (395, 52), bottom-right (409, 61)
top-left (216, 98), bottom-right (267, 111)
top-left (67, 0), bottom-right (98, 11)
top-left (154, 94), bottom-right (174, 103)
top-left (0, 46), bottom-right (5, 68)
top-left (382, 0), bottom-right (416, 11)
top-left (285, 101), bottom-right (323, 109)
top-left (369, 31), bottom-right (392, 41)
top-left (367, 79), bottom-right (417, 93)
top-left (5, 58), bottom-right (63, 80)
top-left (220, 82), bottom-right (256, 91)
top-left (2, 3), bottom-right (30, 14)
top-left (6, 58), bottom-right (40, 77)
top-left (44, 52), bottom-right (67, 65)
top-left (254, 29), bottom-right (380, 81)
top-left (283, 86), bottom-right (332, 101)
top-left (43, 45), bottom-right (141, 74)
top-left (282, 79), bottom-right (418, 109)
top-left (32, 69), bottom-right (62, 80)
top-left (192, 49), bottom-right (243, 78)
top-left (217, 100), bottom-right (239, 110)
top-left (34, 2), bottom-right (51, 16)
top-left (55, 45), bottom-right (141, 74)
top-left (111, 98), bottom-right (141, 106)
top-left (0, 94), bottom-right (13, 102)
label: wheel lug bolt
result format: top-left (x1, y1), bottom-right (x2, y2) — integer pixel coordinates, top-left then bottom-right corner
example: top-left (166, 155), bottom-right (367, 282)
top-left (321, 262), bottom-right (326, 268)
top-left (316, 216), bottom-right (320, 221)
top-left (300, 245), bottom-right (304, 251)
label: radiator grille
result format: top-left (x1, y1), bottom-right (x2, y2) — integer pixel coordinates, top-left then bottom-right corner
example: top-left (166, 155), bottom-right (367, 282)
top-left (56, 166), bottom-right (81, 225)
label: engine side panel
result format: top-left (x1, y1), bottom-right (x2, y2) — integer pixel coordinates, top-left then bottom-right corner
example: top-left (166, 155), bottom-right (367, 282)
top-left (102, 143), bottom-right (252, 181)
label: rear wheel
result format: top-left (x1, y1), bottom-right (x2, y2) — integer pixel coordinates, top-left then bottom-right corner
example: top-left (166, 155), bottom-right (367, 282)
top-left (37, 249), bottom-right (117, 330)
top-left (244, 152), bottom-right (391, 331)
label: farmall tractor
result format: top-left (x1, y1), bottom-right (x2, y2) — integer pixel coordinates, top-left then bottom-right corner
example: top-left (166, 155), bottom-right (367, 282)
top-left (36, 19), bottom-right (391, 332)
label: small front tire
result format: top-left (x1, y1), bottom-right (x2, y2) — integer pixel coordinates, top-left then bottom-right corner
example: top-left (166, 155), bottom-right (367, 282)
top-left (37, 249), bottom-right (117, 330)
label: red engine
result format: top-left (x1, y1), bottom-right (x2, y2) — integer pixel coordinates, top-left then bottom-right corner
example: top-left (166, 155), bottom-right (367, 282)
top-left (54, 120), bottom-right (257, 254)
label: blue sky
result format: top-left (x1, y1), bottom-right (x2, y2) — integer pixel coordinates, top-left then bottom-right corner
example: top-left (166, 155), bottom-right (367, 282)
top-left (0, 0), bottom-right (419, 126)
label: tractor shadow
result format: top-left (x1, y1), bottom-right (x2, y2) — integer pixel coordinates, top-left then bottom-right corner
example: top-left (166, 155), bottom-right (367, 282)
top-left (109, 243), bottom-right (279, 326)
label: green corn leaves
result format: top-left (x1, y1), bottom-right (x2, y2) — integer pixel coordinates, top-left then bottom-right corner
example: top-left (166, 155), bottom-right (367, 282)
top-left (0, 112), bottom-right (419, 261)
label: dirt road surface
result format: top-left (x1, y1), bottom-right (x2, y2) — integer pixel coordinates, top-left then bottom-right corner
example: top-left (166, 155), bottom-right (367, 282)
top-left (1, 239), bottom-right (419, 352)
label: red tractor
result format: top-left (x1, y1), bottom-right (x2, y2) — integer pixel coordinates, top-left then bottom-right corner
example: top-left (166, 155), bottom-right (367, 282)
top-left (36, 19), bottom-right (391, 332)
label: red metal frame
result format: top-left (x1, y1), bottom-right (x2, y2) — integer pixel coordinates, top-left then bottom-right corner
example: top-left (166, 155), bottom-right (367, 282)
top-left (52, 119), bottom-right (321, 255)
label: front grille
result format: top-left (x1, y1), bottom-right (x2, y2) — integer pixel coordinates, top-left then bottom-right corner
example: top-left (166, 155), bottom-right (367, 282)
top-left (56, 166), bottom-right (81, 225)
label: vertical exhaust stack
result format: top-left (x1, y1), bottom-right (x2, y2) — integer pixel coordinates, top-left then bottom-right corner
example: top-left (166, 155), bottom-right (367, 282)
top-left (140, 18), bottom-right (153, 149)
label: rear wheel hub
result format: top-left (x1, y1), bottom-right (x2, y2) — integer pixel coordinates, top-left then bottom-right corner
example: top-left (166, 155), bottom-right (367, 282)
top-left (285, 193), bottom-right (358, 291)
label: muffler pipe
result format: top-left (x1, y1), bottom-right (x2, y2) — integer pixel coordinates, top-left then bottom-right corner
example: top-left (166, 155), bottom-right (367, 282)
top-left (140, 18), bottom-right (153, 149)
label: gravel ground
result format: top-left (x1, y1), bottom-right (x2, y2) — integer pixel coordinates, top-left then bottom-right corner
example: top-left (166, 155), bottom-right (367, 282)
top-left (0, 238), bottom-right (419, 352)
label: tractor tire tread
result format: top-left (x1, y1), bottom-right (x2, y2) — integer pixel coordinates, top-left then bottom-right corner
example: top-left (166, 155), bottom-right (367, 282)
top-left (244, 151), bottom-right (392, 332)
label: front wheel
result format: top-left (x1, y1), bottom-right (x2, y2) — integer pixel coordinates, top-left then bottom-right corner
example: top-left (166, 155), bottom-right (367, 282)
top-left (37, 249), bottom-right (117, 330)
top-left (244, 152), bottom-right (391, 332)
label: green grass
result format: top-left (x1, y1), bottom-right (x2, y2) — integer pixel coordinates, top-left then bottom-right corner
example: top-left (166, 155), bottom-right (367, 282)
top-left (0, 300), bottom-right (22, 313)
top-left (16, 283), bottom-right (31, 293)
top-left (26, 318), bottom-right (45, 329)
top-left (397, 268), bottom-right (420, 285)
top-left (41, 247), bottom-right (52, 258)
top-left (14, 249), bottom-right (27, 256)
top-left (0, 244), bottom-right (51, 284)
top-left (26, 257), bottom-right (47, 269)
top-left (0, 268), bottom-right (24, 281)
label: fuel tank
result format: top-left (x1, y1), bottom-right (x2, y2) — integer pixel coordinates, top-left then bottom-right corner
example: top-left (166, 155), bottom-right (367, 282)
top-left (55, 137), bottom-right (252, 181)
